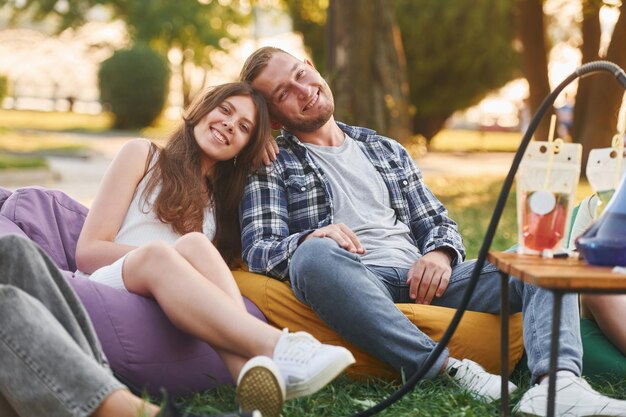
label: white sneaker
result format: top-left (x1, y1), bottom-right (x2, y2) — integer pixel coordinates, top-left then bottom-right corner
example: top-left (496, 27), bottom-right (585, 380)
top-left (515, 375), bottom-right (626, 416)
top-left (272, 330), bottom-right (356, 400)
top-left (446, 358), bottom-right (518, 402)
top-left (236, 356), bottom-right (285, 417)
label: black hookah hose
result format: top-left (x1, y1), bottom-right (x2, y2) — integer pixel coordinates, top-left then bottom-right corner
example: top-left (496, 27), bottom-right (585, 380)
top-left (352, 60), bottom-right (626, 417)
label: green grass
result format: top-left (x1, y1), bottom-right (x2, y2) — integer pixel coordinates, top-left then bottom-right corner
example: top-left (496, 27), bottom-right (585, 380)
top-left (0, 153), bottom-right (47, 169)
top-left (0, 109), bottom-right (175, 170)
top-left (430, 129), bottom-right (522, 153)
top-left (175, 175), bottom-right (619, 416)
top-left (0, 109), bottom-right (111, 133)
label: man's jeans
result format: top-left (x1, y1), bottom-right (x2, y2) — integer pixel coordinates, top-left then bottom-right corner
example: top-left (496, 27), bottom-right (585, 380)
top-left (0, 235), bottom-right (124, 417)
top-left (289, 237), bottom-right (582, 383)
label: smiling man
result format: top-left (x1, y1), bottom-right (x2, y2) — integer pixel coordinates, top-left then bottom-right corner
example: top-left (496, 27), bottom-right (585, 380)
top-left (238, 46), bottom-right (626, 416)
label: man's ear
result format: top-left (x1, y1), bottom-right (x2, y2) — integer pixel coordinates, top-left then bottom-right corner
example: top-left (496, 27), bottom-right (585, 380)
top-left (270, 119), bottom-right (282, 130)
top-left (304, 58), bottom-right (316, 69)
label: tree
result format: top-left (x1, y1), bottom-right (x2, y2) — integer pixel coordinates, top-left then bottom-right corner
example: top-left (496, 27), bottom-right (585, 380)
top-left (515, 0), bottom-right (553, 142)
top-left (576, 2), bottom-right (626, 172)
top-left (282, 0), bottom-right (519, 143)
top-left (7, 0), bottom-right (248, 106)
top-left (516, 0), bottom-right (625, 173)
top-left (396, 0), bottom-right (519, 141)
top-left (0, 74), bottom-right (8, 104)
top-left (571, 0), bottom-right (602, 141)
top-left (327, 0), bottom-right (411, 143)
top-left (282, 0), bottom-right (327, 72)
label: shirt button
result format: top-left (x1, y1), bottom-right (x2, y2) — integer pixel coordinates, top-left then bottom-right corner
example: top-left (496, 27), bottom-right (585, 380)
top-left (300, 186), bottom-right (306, 191)
top-left (402, 180), bottom-right (408, 185)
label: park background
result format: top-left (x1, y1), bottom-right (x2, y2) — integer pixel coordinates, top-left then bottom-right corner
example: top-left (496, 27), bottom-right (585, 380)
top-left (0, 0), bottom-right (625, 415)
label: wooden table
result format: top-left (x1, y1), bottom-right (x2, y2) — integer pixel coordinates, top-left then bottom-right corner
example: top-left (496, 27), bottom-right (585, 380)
top-left (487, 252), bottom-right (626, 417)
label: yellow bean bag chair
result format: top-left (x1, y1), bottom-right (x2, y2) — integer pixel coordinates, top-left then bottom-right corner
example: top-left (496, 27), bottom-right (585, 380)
top-left (233, 270), bottom-right (524, 380)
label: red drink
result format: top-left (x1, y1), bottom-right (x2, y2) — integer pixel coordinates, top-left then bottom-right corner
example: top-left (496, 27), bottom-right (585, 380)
top-left (521, 191), bottom-right (569, 251)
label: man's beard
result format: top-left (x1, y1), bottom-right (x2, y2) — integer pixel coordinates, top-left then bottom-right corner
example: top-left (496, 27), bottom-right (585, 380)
top-left (275, 85), bottom-right (335, 134)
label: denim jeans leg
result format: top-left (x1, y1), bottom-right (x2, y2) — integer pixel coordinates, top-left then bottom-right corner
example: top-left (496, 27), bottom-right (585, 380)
top-left (431, 258), bottom-right (583, 383)
top-left (0, 235), bottom-right (124, 417)
top-left (289, 237), bottom-right (448, 379)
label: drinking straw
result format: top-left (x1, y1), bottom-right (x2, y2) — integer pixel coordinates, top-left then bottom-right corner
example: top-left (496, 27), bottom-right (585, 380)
top-left (543, 114), bottom-right (563, 190)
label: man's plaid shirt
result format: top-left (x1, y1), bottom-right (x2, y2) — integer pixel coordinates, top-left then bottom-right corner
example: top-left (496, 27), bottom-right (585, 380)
top-left (240, 122), bottom-right (466, 281)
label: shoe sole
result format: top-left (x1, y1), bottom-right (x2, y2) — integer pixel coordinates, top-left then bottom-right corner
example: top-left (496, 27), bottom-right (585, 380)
top-left (286, 351), bottom-right (356, 401)
top-left (237, 358), bottom-right (285, 417)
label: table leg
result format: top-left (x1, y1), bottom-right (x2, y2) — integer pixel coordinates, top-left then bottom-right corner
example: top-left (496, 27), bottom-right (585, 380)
top-left (547, 291), bottom-right (563, 417)
top-left (500, 271), bottom-right (510, 417)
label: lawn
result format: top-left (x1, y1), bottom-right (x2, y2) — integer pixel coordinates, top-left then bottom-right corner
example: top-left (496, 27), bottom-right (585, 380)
top-left (0, 109), bottom-right (175, 169)
top-left (176, 175), bottom-right (618, 417)
top-left (2, 109), bottom-right (620, 416)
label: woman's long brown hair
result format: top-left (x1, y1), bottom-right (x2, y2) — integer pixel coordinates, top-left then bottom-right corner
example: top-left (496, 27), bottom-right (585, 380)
top-left (142, 83), bottom-right (270, 267)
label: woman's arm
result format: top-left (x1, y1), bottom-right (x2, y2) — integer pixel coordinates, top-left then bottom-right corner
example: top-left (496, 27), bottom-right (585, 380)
top-left (75, 139), bottom-right (152, 273)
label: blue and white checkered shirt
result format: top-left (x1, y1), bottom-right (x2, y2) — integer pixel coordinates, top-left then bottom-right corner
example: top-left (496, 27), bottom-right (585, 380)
top-left (240, 122), bottom-right (466, 280)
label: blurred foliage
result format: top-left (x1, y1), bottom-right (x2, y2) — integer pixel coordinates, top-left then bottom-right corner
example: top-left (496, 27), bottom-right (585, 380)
top-left (7, 0), bottom-right (249, 104)
top-left (396, 0), bottom-right (520, 140)
top-left (427, 175), bottom-right (518, 257)
top-left (279, 0), bottom-right (520, 141)
top-left (98, 44), bottom-right (169, 129)
top-left (0, 74), bottom-right (7, 103)
top-left (281, 0), bottom-right (328, 69)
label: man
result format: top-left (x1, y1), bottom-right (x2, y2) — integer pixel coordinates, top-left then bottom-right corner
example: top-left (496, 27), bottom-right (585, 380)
top-left (239, 46), bottom-right (626, 416)
top-left (0, 235), bottom-right (261, 417)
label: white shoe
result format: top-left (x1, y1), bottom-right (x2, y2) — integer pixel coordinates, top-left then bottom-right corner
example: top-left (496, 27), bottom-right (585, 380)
top-left (447, 358), bottom-right (518, 402)
top-left (236, 356), bottom-right (285, 417)
top-left (272, 330), bottom-right (356, 400)
top-left (515, 375), bottom-right (626, 416)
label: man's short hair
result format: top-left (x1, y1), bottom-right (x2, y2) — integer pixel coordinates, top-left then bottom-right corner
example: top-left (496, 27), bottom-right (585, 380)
top-left (239, 46), bottom-right (289, 84)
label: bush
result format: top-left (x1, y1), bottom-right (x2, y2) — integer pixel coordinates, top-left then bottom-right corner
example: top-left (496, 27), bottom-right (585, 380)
top-left (98, 44), bottom-right (169, 129)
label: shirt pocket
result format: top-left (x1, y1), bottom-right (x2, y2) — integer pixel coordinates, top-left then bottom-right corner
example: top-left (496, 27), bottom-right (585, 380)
top-left (284, 174), bottom-right (325, 229)
top-left (285, 174), bottom-right (316, 193)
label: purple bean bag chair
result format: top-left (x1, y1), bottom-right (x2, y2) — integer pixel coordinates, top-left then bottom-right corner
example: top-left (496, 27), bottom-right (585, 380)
top-left (0, 186), bottom-right (267, 396)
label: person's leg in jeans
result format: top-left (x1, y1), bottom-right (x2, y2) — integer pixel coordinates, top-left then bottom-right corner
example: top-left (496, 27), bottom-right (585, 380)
top-left (289, 237), bottom-right (448, 379)
top-left (0, 235), bottom-right (152, 417)
top-left (431, 259), bottom-right (582, 383)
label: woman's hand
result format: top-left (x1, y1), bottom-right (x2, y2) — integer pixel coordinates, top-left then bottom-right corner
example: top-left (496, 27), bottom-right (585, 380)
top-left (255, 136), bottom-right (279, 167)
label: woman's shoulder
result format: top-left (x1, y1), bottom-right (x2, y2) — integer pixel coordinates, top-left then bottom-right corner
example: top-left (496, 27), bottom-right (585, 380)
top-left (107, 139), bottom-right (156, 183)
top-left (118, 139), bottom-right (153, 161)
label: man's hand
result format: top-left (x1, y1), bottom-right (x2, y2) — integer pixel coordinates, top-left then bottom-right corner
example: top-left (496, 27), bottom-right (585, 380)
top-left (304, 223), bottom-right (365, 254)
top-left (255, 136), bottom-right (280, 168)
top-left (407, 249), bottom-right (453, 304)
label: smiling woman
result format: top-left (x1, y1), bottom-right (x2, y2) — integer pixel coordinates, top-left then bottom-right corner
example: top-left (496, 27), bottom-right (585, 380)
top-left (72, 82), bottom-right (356, 417)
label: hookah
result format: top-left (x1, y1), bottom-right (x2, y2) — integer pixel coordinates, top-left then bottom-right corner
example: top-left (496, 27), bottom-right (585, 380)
top-left (353, 61), bottom-right (626, 417)
top-left (577, 105), bottom-right (626, 267)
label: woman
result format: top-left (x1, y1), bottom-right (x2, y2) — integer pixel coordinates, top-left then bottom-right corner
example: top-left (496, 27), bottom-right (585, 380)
top-left (75, 83), bottom-right (354, 417)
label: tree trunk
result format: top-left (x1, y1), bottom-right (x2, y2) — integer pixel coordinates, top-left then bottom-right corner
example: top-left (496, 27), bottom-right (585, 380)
top-left (328, 0), bottom-right (411, 143)
top-left (572, 0), bottom-right (602, 142)
top-left (579, 4), bottom-right (626, 174)
top-left (412, 115), bottom-right (448, 142)
top-left (515, 0), bottom-right (553, 141)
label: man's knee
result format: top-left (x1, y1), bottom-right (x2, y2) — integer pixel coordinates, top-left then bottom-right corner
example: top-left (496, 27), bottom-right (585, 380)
top-left (291, 237), bottom-right (340, 273)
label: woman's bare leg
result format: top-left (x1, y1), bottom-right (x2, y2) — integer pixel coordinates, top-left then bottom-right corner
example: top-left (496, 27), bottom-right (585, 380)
top-left (122, 241), bottom-right (281, 379)
top-left (172, 233), bottom-right (249, 377)
top-left (173, 233), bottom-right (246, 310)
top-left (581, 294), bottom-right (626, 355)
